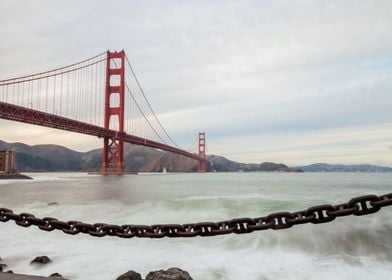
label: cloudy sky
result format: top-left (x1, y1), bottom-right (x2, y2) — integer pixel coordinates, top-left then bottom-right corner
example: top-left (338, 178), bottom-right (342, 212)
top-left (1, 0), bottom-right (392, 166)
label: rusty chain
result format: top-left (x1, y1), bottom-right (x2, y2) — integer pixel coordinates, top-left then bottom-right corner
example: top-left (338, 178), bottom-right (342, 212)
top-left (0, 193), bottom-right (391, 238)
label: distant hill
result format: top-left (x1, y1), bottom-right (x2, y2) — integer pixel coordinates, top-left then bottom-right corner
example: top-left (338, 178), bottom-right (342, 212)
top-left (208, 154), bottom-right (301, 172)
top-left (0, 140), bottom-right (83, 171)
top-left (0, 140), bottom-right (301, 172)
top-left (3, 140), bottom-right (391, 173)
top-left (299, 163), bottom-right (392, 172)
top-left (0, 140), bottom-right (196, 172)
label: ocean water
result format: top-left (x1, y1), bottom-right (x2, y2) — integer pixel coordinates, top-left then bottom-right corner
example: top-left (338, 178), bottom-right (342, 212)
top-left (0, 172), bottom-right (391, 279)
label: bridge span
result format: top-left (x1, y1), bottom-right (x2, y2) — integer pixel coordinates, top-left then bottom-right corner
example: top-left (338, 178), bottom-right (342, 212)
top-left (0, 50), bottom-right (207, 173)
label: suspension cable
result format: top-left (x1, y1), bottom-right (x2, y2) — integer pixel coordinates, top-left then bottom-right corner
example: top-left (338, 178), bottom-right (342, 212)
top-left (125, 55), bottom-right (181, 148)
top-left (125, 83), bottom-right (168, 145)
top-left (0, 52), bottom-right (107, 83)
top-left (0, 59), bottom-right (106, 87)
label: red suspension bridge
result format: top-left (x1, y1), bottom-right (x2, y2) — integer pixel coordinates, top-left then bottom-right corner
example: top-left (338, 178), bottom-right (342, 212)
top-left (0, 50), bottom-right (207, 174)
top-left (1, 51), bottom-right (392, 242)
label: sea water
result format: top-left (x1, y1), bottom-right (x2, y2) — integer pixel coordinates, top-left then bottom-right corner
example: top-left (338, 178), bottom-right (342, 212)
top-left (0, 172), bottom-right (391, 279)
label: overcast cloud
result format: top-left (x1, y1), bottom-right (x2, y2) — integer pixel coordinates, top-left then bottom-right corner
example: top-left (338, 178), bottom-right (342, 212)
top-left (0, 0), bottom-right (391, 166)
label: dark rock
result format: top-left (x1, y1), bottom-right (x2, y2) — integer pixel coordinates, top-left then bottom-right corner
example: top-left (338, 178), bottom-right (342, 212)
top-left (0, 173), bottom-right (32, 180)
top-left (0, 263), bottom-right (8, 272)
top-left (31, 256), bottom-right (52, 264)
top-left (47, 202), bottom-right (59, 206)
top-left (6, 270), bottom-right (13, 273)
top-left (116, 270), bottom-right (142, 280)
top-left (49, 272), bottom-right (63, 278)
top-left (146, 267), bottom-right (193, 280)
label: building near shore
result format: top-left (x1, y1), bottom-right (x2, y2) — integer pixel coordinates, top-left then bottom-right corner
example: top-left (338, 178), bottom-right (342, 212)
top-left (0, 150), bottom-right (16, 174)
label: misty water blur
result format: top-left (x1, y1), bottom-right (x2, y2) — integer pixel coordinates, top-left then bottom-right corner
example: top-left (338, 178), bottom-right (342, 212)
top-left (0, 172), bottom-right (391, 279)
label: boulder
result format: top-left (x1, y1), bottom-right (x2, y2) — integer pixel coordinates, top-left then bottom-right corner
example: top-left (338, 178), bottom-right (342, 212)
top-left (31, 256), bottom-right (52, 264)
top-left (146, 267), bottom-right (193, 280)
top-left (6, 270), bottom-right (14, 273)
top-left (47, 202), bottom-right (59, 206)
top-left (49, 272), bottom-right (63, 278)
top-left (0, 263), bottom-right (8, 272)
top-left (116, 270), bottom-right (142, 280)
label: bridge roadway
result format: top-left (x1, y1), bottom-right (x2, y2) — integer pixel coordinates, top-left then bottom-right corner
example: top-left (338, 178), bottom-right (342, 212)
top-left (0, 101), bottom-right (204, 162)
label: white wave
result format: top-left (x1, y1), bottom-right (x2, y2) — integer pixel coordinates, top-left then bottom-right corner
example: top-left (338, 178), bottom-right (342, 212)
top-left (1, 218), bottom-right (391, 280)
top-left (1, 172), bottom-right (391, 279)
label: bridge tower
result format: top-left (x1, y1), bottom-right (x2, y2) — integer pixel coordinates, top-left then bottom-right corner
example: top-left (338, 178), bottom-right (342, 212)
top-left (198, 132), bottom-right (206, 172)
top-left (101, 50), bottom-right (125, 174)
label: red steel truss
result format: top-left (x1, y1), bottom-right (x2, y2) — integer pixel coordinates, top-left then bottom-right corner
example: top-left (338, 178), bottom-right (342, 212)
top-left (102, 51), bottom-right (126, 173)
top-left (0, 101), bottom-right (205, 162)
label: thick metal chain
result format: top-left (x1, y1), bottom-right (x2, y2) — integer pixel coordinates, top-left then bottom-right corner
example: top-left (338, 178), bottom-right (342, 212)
top-left (0, 193), bottom-right (391, 238)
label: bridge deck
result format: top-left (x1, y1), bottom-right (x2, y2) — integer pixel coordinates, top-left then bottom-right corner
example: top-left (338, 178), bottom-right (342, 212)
top-left (0, 101), bottom-right (204, 162)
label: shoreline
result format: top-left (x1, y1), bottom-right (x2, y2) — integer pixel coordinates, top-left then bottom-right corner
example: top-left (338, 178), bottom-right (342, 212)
top-left (0, 173), bottom-right (32, 180)
top-left (0, 272), bottom-right (64, 279)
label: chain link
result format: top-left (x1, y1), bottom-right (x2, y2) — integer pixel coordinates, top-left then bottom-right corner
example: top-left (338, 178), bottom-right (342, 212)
top-left (0, 192), bottom-right (391, 238)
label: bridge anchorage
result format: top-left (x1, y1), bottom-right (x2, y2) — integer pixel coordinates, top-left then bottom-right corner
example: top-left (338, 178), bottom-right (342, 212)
top-left (0, 50), bottom-right (208, 174)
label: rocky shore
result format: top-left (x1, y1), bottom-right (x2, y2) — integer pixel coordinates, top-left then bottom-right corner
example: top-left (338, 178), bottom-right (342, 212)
top-left (116, 268), bottom-right (193, 280)
top-left (0, 173), bottom-right (32, 180)
top-left (0, 255), bottom-right (193, 279)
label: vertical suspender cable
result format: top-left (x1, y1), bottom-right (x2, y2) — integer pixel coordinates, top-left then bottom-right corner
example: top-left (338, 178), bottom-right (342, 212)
top-left (60, 73), bottom-right (63, 115)
top-left (53, 74), bottom-right (56, 114)
top-left (12, 83), bottom-right (15, 104)
top-left (66, 71), bottom-right (69, 117)
top-left (16, 82), bottom-right (20, 105)
top-left (21, 82), bottom-right (24, 106)
top-left (94, 60), bottom-right (98, 125)
top-left (78, 66), bottom-right (81, 120)
top-left (45, 76), bottom-right (49, 112)
top-left (90, 59), bottom-right (94, 124)
top-left (37, 78), bottom-right (41, 110)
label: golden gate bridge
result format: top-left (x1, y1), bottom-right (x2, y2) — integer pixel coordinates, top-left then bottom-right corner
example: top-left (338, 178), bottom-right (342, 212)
top-left (0, 50), bottom-right (207, 174)
top-left (1, 51), bottom-right (392, 241)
